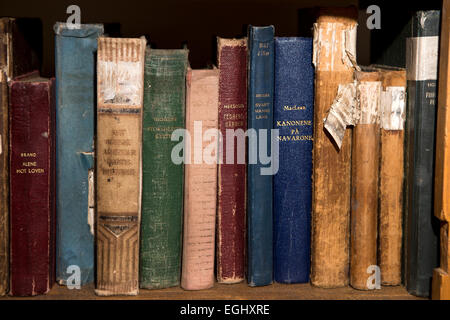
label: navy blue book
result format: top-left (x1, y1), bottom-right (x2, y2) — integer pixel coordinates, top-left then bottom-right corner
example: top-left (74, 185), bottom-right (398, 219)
top-left (247, 25), bottom-right (275, 287)
top-left (405, 11), bottom-right (440, 297)
top-left (54, 23), bottom-right (103, 286)
top-left (273, 37), bottom-right (314, 283)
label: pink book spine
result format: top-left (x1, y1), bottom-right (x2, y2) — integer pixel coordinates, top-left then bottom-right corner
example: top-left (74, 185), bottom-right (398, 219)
top-left (181, 69), bottom-right (219, 290)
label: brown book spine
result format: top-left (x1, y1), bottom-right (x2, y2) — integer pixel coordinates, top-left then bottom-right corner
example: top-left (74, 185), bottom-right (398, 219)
top-left (0, 71), bottom-right (8, 296)
top-left (311, 7), bottom-right (358, 288)
top-left (378, 69), bottom-right (406, 286)
top-left (95, 37), bottom-right (146, 296)
top-left (432, 0), bottom-right (450, 300)
top-left (181, 69), bottom-right (219, 290)
top-left (350, 71), bottom-right (381, 290)
top-left (217, 38), bottom-right (247, 283)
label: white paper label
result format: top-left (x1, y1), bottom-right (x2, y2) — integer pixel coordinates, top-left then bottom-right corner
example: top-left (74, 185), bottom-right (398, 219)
top-left (381, 86), bottom-right (406, 130)
top-left (406, 36), bottom-right (439, 81)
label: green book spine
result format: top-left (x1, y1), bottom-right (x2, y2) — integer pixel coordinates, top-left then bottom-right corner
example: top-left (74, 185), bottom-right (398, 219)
top-left (140, 48), bottom-right (188, 289)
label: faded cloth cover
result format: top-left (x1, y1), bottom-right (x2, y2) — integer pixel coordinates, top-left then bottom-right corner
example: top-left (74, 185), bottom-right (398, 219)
top-left (181, 68), bottom-right (219, 290)
top-left (140, 49), bottom-right (188, 289)
top-left (217, 38), bottom-right (248, 283)
top-left (273, 37), bottom-right (314, 284)
top-left (9, 73), bottom-right (55, 296)
top-left (247, 25), bottom-right (274, 287)
top-left (96, 37), bottom-right (146, 296)
top-left (54, 22), bottom-right (103, 286)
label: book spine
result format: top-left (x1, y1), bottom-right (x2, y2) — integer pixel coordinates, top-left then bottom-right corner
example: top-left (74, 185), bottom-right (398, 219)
top-left (54, 23), bottom-right (103, 286)
top-left (247, 25), bottom-right (274, 287)
top-left (181, 69), bottom-right (219, 290)
top-left (273, 37), bottom-right (314, 284)
top-left (433, 0), bottom-right (450, 300)
top-left (350, 72), bottom-right (381, 290)
top-left (95, 37), bottom-right (145, 296)
top-left (405, 10), bottom-right (440, 297)
top-left (0, 72), bottom-right (8, 296)
top-left (140, 49), bottom-right (188, 289)
top-left (9, 78), bottom-right (55, 296)
top-left (379, 70), bottom-right (406, 286)
top-left (310, 7), bottom-right (358, 288)
top-left (217, 38), bottom-right (247, 283)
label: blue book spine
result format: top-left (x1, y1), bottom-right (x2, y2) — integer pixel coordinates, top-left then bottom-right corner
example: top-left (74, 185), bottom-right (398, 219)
top-left (247, 25), bottom-right (275, 287)
top-left (54, 23), bottom-right (103, 286)
top-left (273, 37), bottom-right (314, 283)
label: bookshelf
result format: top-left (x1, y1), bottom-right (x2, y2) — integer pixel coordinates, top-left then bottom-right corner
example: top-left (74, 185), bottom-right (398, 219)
top-left (0, 283), bottom-right (420, 300)
top-left (0, 0), bottom-right (443, 300)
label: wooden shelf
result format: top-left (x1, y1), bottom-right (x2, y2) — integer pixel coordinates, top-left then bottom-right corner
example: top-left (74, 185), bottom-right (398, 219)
top-left (0, 282), bottom-right (422, 300)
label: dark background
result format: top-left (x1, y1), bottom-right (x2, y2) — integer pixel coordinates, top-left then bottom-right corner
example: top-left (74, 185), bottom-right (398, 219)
top-left (0, 0), bottom-right (444, 77)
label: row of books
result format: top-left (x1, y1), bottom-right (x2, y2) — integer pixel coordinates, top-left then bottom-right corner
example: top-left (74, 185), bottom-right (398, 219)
top-left (0, 6), bottom-right (449, 298)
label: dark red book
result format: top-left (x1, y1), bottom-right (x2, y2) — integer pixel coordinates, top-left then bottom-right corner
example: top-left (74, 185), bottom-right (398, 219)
top-left (216, 38), bottom-right (247, 283)
top-left (9, 72), bottom-right (55, 296)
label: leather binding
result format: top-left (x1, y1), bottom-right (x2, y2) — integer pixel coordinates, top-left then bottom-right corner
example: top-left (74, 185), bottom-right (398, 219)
top-left (54, 22), bottom-right (103, 286)
top-left (273, 37), bottom-right (314, 284)
top-left (405, 11), bottom-right (440, 298)
top-left (0, 17), bottom-right (42, 296)
top-left (310, 7), bottom-right (358, 288)
top-left (140, 49), bottom-right (188, 289)
top-left (350, 71), bottom-right (381, 290)
top-left (9, 72), bottom-right (55, 296)
top-left (432, 0), bottom-right (450, 300)
top-left (96, 37), bottom-right (146, 296)
top-left (0, 72), bottom-right (8, 296)
top-left (377, 67), bottom-right (406, 286)
top-left (181, 68), bottom-right (219, 290)
top-left (217, 37), bottom-right (247, 283)
top-left (0, 18), bottom-right (41, 80)
top-left (247, 25), bottom-right (274, 287)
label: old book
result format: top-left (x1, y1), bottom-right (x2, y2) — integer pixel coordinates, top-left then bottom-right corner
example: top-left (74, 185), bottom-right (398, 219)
top-left (310, 7), bottom-right (358, 288)
top-left (377, 67), bottom-right (406, 286)
top-left (432, 0), bottom-right (450, 300)
top-left (0, 17), bottom-right (41, 80)
top-left (247, 25), bottom-right (274, 287)
top-left (217, 37), bottom-right (247, 284)
top-left (96, 37), bottom-right (146, 296)
top-left (140, 48), bottom-right (188, 289)
top-left (0, 72), bottom-right (8, 296)
top-left (350, 71), bottom-right (381, 290)
top-left (181, 68), bottom-right (219, 290)
top-left (54, 22), bottom-right (103, 286)
top-left (273, 37), bottom-right (314, 284)
top-left (0, 17), bottom-right (42, 297)
top-left (9, 72), bottom-right (55, 296)
top-left (405, 10), bottom-right (440, 297)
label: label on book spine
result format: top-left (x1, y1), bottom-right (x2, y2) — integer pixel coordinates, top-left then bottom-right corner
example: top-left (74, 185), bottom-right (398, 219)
top-left (96, 37), bottom-right (145, 296)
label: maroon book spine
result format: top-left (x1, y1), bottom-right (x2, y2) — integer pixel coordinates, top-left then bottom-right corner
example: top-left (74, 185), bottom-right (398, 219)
top-left (9, 75), bottom-right (55, 296)
top-left (217, 38), bottom-right (247, 283)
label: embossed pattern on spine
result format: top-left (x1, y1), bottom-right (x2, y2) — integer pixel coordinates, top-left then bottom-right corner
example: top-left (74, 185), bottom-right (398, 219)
top-left (96, 37), bottom-right (145, 296)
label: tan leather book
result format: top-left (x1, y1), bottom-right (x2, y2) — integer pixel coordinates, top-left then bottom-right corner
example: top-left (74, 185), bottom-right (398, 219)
top-left (311, 7), bottom-right (358, 288)
top-left (181, 68), bottom-right (219, 290)
top-left (432, 0), bottom-right (450, 300)
top-left (350, 71), bottom-right (381, 290)
top-left (95, 37), bottom-right (146, 296)
top-left (378, 68), bottom-right (406, 286)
